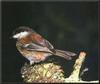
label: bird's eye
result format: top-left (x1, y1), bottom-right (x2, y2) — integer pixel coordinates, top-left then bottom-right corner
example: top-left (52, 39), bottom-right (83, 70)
top-left (13, 29), bottom-right (25, 35)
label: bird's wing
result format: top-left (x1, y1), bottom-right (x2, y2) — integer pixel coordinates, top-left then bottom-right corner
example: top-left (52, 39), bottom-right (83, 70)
top-left (21, 32), bottom-right (54, 53)
top-left (30, 33), bottom-right (54, 49)
top-left (44, 39), bottom-right (54, 49)
top-left (22, 42), bottom-right (53, 53)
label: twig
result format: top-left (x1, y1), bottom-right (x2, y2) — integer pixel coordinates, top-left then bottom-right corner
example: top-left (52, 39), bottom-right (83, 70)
top-left (65, 52), bottom-right (99, 83)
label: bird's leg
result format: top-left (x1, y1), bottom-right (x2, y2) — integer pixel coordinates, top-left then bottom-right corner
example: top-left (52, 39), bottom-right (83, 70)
top-left (26, 56), bottom-right (34, 65)
top-left (30, 61), bottom-right (34, 65)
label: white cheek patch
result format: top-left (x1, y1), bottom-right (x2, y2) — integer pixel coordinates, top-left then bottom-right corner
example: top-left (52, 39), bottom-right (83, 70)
top-left (13, 31), bottom-right (29, 38)
top-left (13, 33), bottom-right (21, 38)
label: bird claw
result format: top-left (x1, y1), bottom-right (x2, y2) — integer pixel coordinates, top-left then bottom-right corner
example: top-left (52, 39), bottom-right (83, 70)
top-left (30, 61), bottom-right (34, 65)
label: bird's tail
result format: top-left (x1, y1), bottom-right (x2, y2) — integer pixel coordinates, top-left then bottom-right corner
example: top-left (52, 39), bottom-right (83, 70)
top-left (54, 49), bottom-right (77, 60)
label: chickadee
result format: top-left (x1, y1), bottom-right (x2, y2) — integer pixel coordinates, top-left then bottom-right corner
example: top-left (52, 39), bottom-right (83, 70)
top-left (12, 26), bottom-right (76, 64)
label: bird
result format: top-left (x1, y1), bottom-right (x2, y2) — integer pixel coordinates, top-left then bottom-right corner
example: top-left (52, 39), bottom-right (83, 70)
top-left (12, 26), bottom-right (76, 65)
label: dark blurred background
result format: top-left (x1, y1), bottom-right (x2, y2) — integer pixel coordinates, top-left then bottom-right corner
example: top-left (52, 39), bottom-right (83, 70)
top-left (2, 1), bottom-right (98, 82)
